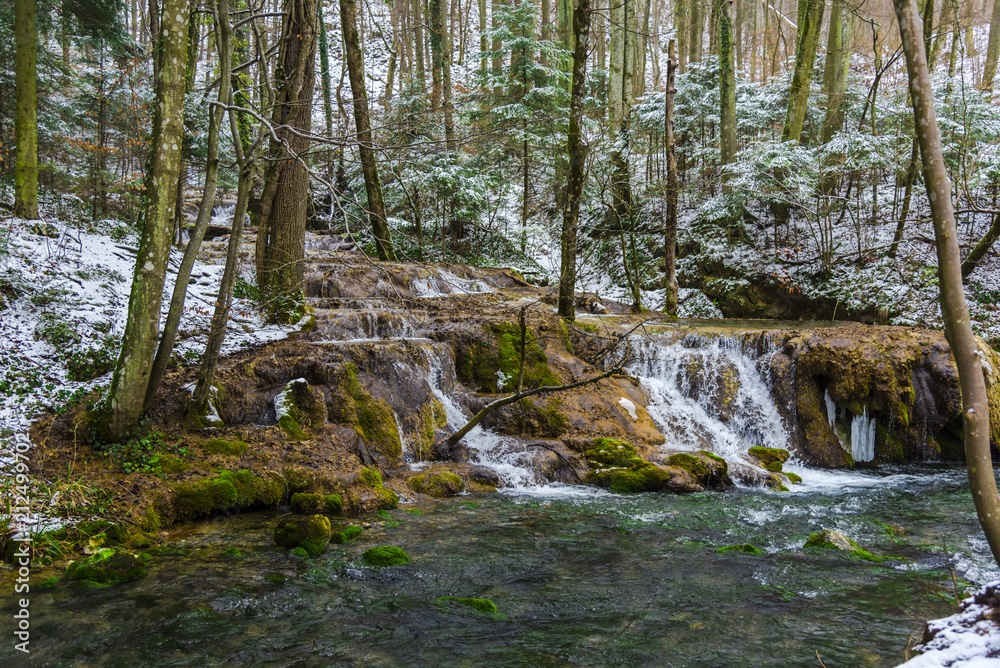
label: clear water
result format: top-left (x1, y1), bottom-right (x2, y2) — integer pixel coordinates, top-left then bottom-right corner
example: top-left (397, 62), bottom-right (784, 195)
top-left (2, 466), bottom-right (995, 667)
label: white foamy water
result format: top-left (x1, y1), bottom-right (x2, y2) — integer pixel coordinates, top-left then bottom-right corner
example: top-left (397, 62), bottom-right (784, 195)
top-left (627, 335), bottom-right (790, 466)
top-left (410, 269), bottom-right (494, 298)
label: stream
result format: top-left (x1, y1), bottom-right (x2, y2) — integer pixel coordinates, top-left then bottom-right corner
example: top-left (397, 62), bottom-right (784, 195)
top-left (1, 466), bottom-right (996, 666)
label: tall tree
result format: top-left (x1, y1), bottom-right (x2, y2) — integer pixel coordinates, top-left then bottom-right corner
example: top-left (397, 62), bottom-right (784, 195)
top-left (984, 0), bottom-right (1000, 89)
top-left (255, 0), bottom-right (319, 318)
top-left (95, 0), bottom-right (190, 441)
top-left (689, 0), bottom-right (702, 64)
top-left (893, 0), bottom-right (1000, 568)
top-left (430, 0), bottom-right (444, 106)
top-left (663, 39), bottom-right (679, 314)
top-left (819, 0), bottom-right (850, 145)
top-left (719, 0), bottom-right (736, 187)
top-left (781, 0), bottom-right (825, 144)
top-left (14, 0), bottom-right (38, 219)
top-left (413, 0), bottom-right (426, 87)
top-left (675, 0), bottom-right (688, 73)
top-left (557, 0), bottom-right (592, 320)
top-left (341, 0), bottom-right (396, 260)
top-left (144, 0), bottom-right (235, 414)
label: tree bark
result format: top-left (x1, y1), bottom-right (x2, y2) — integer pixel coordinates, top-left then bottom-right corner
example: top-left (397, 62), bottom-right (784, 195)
top-left (893, 0), bottom-right (1000, 567)
top-left (781, 0), bottom-right (824, 145)
top-left (341, 0), bottom-right (396, 260)
top-left (97, 0), bottom-right (190, 441)
top-left (719, 0), bottom-right (736, 187)
top-left (689, 0), bottom-right (702, 64)
top-left (430, 0), bottom-right (444, 106)
top-left (440, 0), bottom-right (456, 150)
top-left (985, 0), bottom-right (1000, 89)
top-left (145, 0), bottom-right (235, 414)
top-left (961, 212), bottom-right (1000, 279)
top-left (319, 14), bottom-right (335, 176)
top-left (675, 0), bottom-right (688, 73)
top-left (558, 0), bottom-right (591, 320)
top-left (255, 0), bottom-right (318, 313)
top-left (413, 0), bottom-right (426, 87)
top-left (14, 0), bottom-right (39, 220)
top-left (664, 39), bottom-right (679, 314)
top-left (819, 0), bottom-right (850, 145)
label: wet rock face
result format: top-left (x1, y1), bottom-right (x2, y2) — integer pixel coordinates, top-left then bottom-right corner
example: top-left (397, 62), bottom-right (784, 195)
top-left (762, 325), bottom-right (1000, 467)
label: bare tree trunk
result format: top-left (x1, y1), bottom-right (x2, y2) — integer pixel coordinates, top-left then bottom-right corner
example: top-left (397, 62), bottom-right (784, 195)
top-left (781, 0), bottom-right (825, 144)
top-left (97, 0), bottom-right (190, 441)
top-left (689, 0), bottom-right (702, 64)
top-left (441, 0), bottom-right (456, 150)
top-left (145, 0), bottom-right (235, 414)
top-left (255, 0), bottom-right (318, 318)
top-left (413, 0), bottom-right (426, 87)
top-left (664, 39), bottom-right (679, 314)
top-left (984, 0), bottom-right (1000, 89)
top-left (719, 0), bottom-right (736, 188)
top-left (675, 0), bottom-right (688, 73)
top-left (430, 0), bottom-right (444, 106)
top-left (961, 212), bottom-right (1000, 279)
top-left (558, 0), bottom-right (592, 320)
top-left (14, 0), bottom-right (38, 220)
top-left (894, 0), bottom-right (1000, 567)
top-left (341, 0), bottom-right (396, 260)
top-left (819, 0), bottom-right (850, 145)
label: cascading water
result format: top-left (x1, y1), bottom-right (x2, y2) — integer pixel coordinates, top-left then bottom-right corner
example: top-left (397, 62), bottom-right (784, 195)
top-left (626, 334), bottom-right (791, 467)
top-left (418, 346), bottom-right (543, 489)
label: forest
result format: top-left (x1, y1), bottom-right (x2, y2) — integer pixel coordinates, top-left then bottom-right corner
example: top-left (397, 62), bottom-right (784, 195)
top-left (6, 0), bottom-right (1000, 665)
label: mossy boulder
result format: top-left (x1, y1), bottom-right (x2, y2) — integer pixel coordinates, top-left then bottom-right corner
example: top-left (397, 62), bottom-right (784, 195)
top-left (328, 364), bottom-right (402, 463)
top-left (585, 438), bottom-right (638, 469)
top-left (331, 525), bottom-right (363, 544)
top-left (273, 514), bottom-right (332, 557)
top-left (171, 478), bottom-right (238, 521)
top-left (201, 438), bottom-right (248, 456)
top-left (356, 467), bottom-right (399, 509)
top-left (362, 545), bottom-right (410, 567)
top-left (408, 471), bottom-right (463, 497)
top-left (218, 469), bottom-right (284, 507)
top-left (584, 438), bottom-right (702, 494)
top-left (804, 529), bottom-right (883, 563)
top-left (434, 597), bottom-right (498, 615)
top-left (290, 492), bottom-right (343, 514)
top-left (748, 447), bottom-right (790, 472)
top-left (717, 543), bottom-right (766, 555)
top-left (64, 548), bottom-right (147, 587)
top-left (667, 451), bottom-right (732, 489)
top-left (455, 322), bottom-right (561, 394)
top-left (274, 378), bottom-right (327, 440)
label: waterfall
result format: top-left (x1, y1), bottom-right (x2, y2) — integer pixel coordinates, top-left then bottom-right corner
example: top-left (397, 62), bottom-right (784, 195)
top-left (850, 408), bottom-right (876, 463)
top-left (626, 335), bottom-right (790, 464)
top-left (419, 346), bottom-right (542, 489)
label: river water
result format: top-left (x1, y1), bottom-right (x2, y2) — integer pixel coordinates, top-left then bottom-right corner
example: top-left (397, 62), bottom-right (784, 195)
top-left (2, 464), bottom-right (996, 667)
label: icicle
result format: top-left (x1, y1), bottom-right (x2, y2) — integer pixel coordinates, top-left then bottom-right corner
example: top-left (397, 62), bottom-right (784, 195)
top-left (824, 389), bottom-right (837, 427)
top-left (850, 408), bottom-right (876, 462)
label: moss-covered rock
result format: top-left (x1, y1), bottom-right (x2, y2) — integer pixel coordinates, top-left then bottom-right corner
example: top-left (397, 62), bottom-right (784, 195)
top-left (274, 378), bottom-right (327, 440)
top-left (273, 514), bottom-right (332, 557)
top-left (435, 597), bottom-right (498, 615)
top-left (64, 548), bottom-right (146, 586)
top-left (328, 364), bottom-right (402, 463)
top-left (804, 529), bottom-right (883, 563)
top-left (290, 492), bottom-right (343, 514)
top-left (583, 438), bottom-right (702, 494)
top-left (356, 467), bottom-right (399, 509)
top-left (201, 438), bottom-right (249, 456)
top-left (455, 322), bottom-right (561, 393)
top-left (584, 438), bottom-right (638, 469)
top-left (218, 469), bottom-right (284, 507)
top-left (716, 543), bottom-right (766, 555)
top-left (748, 447), bottom-right (790, 472)
top-left (408, 471), bottom-right (463, 497)
top-left (331, 525), bottom-right (363, 544)
top-left (667, 451), bottom-right (732, 489)
top-left (171, 478), bottom-right (238, 521)
top-left (362, 545), bottom-right (410, 567)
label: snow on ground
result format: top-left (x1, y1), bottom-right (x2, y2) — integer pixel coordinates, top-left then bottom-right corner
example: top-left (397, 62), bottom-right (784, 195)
top-left (898, 583), bottom-right (1000, 667)
top-left (0, 214), bottom-right (292, 438)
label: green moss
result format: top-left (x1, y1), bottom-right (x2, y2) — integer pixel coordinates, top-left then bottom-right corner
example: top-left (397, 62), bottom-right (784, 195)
top-left (668, 451), bottom-right (731, 488)
top-left (748, 447), bottom-right (790, 472)
top-left (358, 467), bottom-right (383, 487)
top-left (331, 525), bottom-right (363, 544)
top-left (290, 547), bottom-right (310, 558)
top-left (362, 545), bottom-right (410, 567)
top-left (222, 547), bottom-right (244, 559)
top-left (456, 322), bottom-right (562, 394)
top-left (38, 576), bottom-right (59, 590)
top-left (331, 364), bottom-right (402, 462)
top-left (408, 471), bottom-right (463, 497)
top-left (435, 597), bottom-right (498, 614)
top-left (218, 469), bottom-right (284, 507)
top-left (716, 543), bottom-right (766, 555)
top-left (64, 548), bottom-right (146, 587)
top-left (585, 438), bottom-right (638, 469)
top-left (171, 478), bottom-right (238, 521)
top-left (278, 414), bottom-right (308, 440)
top-left (273, 515), bottom-right (332, 556)
top-left (201, 438), bottom-right (249, 456)
top-left (804, 530), bottom-right (883, 563)
top-left (784, 471), bottom-right (803, 484)
top-left (587, 462), bottom-right (674, 493)
top-left (156, 454), bottom-right (187, 474)
top-left (290, 492), bottom-right (344, 515)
